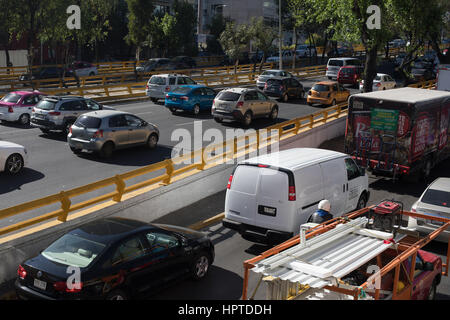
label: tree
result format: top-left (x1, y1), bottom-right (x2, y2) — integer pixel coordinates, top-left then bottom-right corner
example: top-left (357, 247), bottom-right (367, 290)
top-left (172, 0), bottom-right (197, 57)
top-left (219, 21), bottom-right (252, 74)
top-left (205, 14), bottom-right (230, 55)
top-left (125, 0), bottom-right (154, 60)
top-left (248, 17), bottom-right (277, 72)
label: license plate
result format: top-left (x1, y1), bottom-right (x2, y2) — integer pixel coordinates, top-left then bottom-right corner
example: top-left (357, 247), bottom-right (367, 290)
top-left (34, 278), bottom-right (47, 290)
top-left (258, 205), bottom-right (277, 217)
top-left (35, 114), bottom-right (45, 119)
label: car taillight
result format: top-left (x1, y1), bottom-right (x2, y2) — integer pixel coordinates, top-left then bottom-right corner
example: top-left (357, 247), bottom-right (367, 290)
top-left (69, 126), bottom-right (72, 134)
top-left (180, 96), bottom-right (189, 101)
top-left (326, 67), bottom-right (328, 71)
top-left (288, 186), bottom-right (296, 201)
top-left (54, 281), bottom-right (83, 293)
top-left (93, 130), bottom-right (103, 138)
top-left (8, 106), bottom-right (13, 113)
top-left (48, 111), bottom-right (61, 116)
top-left (146, 85), bottom-right (149, 89)
top-left (376, 83), bottom-right (381, 87)
top-left (17, 265), bottom-right (27, 279)
top-left (227, 174), bottom-right (233, 189)
top-left (264, 83), bottom-right (268, 89)
top-left (236, 101), bottom-right (244, 108)
top-left (32, 108), bottom-right (35, 112)
top-left (165, 86), bottom-right (170, 91)
top-left (165, 94), bottom-right (170, 98)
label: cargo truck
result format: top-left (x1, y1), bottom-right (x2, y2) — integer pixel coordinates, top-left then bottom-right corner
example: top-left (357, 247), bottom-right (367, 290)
top-left (344, 87), bottom-right (450, 180)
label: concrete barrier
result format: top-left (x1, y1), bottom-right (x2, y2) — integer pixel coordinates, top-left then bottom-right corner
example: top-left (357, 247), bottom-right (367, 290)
top-left (0, 116), bottom-right (346, 292)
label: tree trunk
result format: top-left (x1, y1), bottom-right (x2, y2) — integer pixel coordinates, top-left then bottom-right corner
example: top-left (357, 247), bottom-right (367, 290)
top-left (258, 52), bottom-right (265, 73)
top-left (3, 43), bottom-right (11, 74)
top-left (385, 41), bottom-right (389, 59)
top-left (363, 45), bottom-right (379, 92)
top-left (322, 32), bottom-right (328, 62)
top-left (234, 58), bottom-right (239, 75)
top-left (292, 26), bottom-right (297, 70)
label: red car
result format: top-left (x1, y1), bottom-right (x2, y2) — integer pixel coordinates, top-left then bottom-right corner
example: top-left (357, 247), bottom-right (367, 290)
top-left (337, 65), bottom-right (364, 87)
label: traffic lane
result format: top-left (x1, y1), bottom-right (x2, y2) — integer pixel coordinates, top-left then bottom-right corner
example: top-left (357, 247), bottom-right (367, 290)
top-left (0, 87), bottom-right (330, 210)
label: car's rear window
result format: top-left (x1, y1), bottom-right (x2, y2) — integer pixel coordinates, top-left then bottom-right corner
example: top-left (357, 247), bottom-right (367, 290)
top-left (421, 189), bottom-right (450, 208)
top-left (171, 87), bottom-right (192, 94)
top-left (261, 71), bottom-right (280, 76)
top-left (328, 60), bottom-right (344, 67)
top-left (149, 76), bottom-right (166, 85)
top-left (36, 100), bottom-right (56, 110)
top-left (266, 79), bottom-right (283, 85)
top-left (312, 84), bottom-right (330, 92)
top-left (42, 233), bottom-right (106, 268)
top-left (340, 68), bottom-right (354, 74)
top-left (216, 91), bottom-right (241, 101)
top-left (75, 116), bottom-right (102, 129)
top-left (1, 93), bottom-right (21, 104)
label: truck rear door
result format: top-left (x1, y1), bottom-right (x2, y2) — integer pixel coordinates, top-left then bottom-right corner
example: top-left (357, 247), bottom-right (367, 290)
top-left (437, 65), bottom-right (450, 91)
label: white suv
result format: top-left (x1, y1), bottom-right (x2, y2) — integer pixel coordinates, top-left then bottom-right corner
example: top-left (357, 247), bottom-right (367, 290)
top-left (145, 74), bottom-right (197, 103)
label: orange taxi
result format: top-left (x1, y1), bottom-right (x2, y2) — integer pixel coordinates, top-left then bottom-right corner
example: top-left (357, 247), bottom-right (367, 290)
top-left (307, 81), bottom-right (350, 106)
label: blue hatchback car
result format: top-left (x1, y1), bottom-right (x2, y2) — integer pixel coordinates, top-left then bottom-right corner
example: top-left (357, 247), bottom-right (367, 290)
top-left (165, 85), bottom-right (217, 116)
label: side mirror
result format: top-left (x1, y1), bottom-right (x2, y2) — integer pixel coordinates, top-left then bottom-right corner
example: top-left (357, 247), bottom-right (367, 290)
top-left (141, 121), bottom-right (148, 127)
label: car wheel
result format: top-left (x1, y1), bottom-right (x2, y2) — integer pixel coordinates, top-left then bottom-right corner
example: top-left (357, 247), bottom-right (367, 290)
top-left (147, 133), bottom-right (158, 149)
top-left (356, 193), bottom-right (367, 211)
top-left (269, 106), bottom-right (278, 121)
top-left (193, 104), bottom-right (200, 116)
top-left (70, 146), bottom-right (82, 154)
top-left (106, 289), bottom-right (129, 300)
top-left (18, 114), bottom-right (30, 126)
top-left (150, 98), bottom-right (158, 103)
top-left (427, 279), bottom-right (437, 300)
top-left (169, 107), bottom-right (177, 114)
top-left (191, 252), bottom-right (211, 281)
top-left (100, 142), bottom-right (114, 158)
top-left (214, 117), bottom-right (223, 123)
top-left (5, 153), bottom-right (24, 175)
top-left (242, 111), bottom-right (252, 127)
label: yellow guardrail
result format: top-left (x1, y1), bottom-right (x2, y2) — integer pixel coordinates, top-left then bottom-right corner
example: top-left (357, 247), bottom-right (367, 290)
top-left (0, 100), bottom-right (347, 241)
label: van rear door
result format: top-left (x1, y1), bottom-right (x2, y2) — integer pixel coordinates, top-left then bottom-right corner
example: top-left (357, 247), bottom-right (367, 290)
top-left (225, 165), bottom-right (293, 232)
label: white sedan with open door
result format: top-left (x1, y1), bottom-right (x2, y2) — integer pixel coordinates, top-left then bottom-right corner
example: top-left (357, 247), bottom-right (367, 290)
top-left (0, 141), bottom-right (28, 175)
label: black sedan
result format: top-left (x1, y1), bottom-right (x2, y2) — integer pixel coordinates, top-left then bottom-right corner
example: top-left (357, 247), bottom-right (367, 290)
top-left (15, 217), bottom-right (215, 300)
top-left (263, 77), bottom-right (305, 102)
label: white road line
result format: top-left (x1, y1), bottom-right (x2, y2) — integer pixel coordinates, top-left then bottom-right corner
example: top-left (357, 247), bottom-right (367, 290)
top-left (174, 120), bottom-right (207, 127)
top-left (135, 111), bottom-right (153, 115)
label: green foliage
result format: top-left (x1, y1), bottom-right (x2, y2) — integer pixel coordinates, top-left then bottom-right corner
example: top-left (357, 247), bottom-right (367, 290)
top-left (219, 21), bottom-right (252, 64)
top-left (249, 17), bottom-right (277, 56)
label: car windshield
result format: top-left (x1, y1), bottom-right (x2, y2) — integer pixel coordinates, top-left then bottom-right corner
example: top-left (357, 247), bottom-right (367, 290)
top-left (328, 60), bottom-right (344, 67)
top-left (149, 76), bottom-right (166, 85)
top-left (421, 189), bottom-right (450, 208)
top-left (171, 87), bottom-right (192, 94)
top-left (216, 91), bottom-right (241, 101)
top-left (267, 79), bottom-right (282, 85)
top-left (75, 116), bottom-right (102, 129)
top-left (42, 233), bottom-right (106, 268)
top-left (261, 71), bottom-right (280, 76)
top-left (312, 84), bottom-right (330, 92)
top-left (36, 100), bottom-right (56, 110)
top-left (1, 93), bottom-right (21, 103)
top-left (340, 68), bottom-right (354, 74)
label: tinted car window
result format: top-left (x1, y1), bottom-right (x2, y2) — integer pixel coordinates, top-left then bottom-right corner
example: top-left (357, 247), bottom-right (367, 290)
top-left (291, 79), bottom-right (300, 87)
top-left (244, 91), bottom-right (258, 101)
top-left (1, 93), bottom-right (21, 104)
top-left (41, 233), bottom-right (106, 268)
top-left (169, 77), bottom-right (176, 85)
top-left (36, 100), bottom-right (56, 110)
top-left (184, 77), bottom-right (196, 85)
top-left (149, 76), bottom-right (166, 85)
top-left (75, 116), bottom-right (102, 129)
top-left (112, 236), bottom-right (146, 265)
top-left (86, 99), bottom-right (101, 110)
top-left (22, 95), bottom-right (35, 105)
top-left (216, 91), bottom-right (241, 101)
top-left (328, 60), bottom-right (344, 67)
top-left (256, 91), bottom-right (268, 101)
top-left (109, 115), bottom-right (127, 127)
top-left (125, 114), bottom-right (143, 127)
top-left (421, 189), bottom-right (450, 208)
top-left (312, 84), bottom-right (330, 92)
top-left (177, 77), bottom-right (187, 85)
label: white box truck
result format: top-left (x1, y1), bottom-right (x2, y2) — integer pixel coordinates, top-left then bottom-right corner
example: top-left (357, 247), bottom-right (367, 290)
top-left (222, 148), bottom-right (370, 245)
top-left (437, 64), bottom-right (450, 91)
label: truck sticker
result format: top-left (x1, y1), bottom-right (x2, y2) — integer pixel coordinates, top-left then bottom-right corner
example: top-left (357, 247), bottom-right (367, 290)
top-left (397, 112), bottom-right (410, 138)
top-left (412, 115), bottom-right (430, 158)
top-left (438, 105), bottom-right (450, 150)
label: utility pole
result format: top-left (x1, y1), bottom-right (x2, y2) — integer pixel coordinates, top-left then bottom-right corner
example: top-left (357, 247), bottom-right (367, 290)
top-left (278, 0), bottom-right (282, 70)
top-left (197, 0), bottom-right (202, 48)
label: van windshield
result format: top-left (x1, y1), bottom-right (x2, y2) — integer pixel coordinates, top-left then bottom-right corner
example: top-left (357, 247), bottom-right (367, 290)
top-left (328, 60), bottom-right (344, 67)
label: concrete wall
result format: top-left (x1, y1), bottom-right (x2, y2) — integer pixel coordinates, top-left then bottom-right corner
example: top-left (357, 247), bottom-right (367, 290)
top-left (0, 50), bottom-right (27, 68)
top-left (0, 116), bottom-right (346, 288)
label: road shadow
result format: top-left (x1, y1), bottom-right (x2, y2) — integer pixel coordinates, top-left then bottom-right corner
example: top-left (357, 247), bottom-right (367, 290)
top-left (75, 144), bottom-right (174, 166)
top-left (145, 265), bottom-right (243, 300)
top-left (0, 121), bottom-right (33, 130)
top-left (0, 168), bottom-right (45, 195)
top-left (245, 243), bottom-right (273, 256)
top-left (38, 132), bottom-right (68, 142)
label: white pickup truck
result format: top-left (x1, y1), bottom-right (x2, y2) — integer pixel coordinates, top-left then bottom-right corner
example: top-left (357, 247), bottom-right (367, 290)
top-left (437, 64), bottom-right (450, 91)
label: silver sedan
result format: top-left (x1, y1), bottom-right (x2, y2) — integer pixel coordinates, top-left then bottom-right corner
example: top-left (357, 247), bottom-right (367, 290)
top-left (67, 110), bottom-right (159, 158)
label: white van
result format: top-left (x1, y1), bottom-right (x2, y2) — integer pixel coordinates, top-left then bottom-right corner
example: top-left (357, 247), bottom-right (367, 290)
top-left (145, 74), bottom-right (197, 103)
top-left (326, 58), bottom-right (362, 80)
top-left (222, 148), bottom-right (370, 244)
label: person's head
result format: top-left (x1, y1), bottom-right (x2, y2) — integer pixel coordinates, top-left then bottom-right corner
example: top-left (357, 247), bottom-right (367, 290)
top-left (318, 200), bottom-right (331, 212)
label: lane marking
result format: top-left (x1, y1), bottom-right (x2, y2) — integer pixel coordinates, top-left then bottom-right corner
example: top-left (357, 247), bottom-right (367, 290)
top-left (174, 120), bottom-right (207, 127)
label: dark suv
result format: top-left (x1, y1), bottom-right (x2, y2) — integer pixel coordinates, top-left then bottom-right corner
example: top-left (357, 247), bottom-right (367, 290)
top-left (31, 96), bottom-right (113, 134)
top-left (263, 77), bottom-right (305, 102)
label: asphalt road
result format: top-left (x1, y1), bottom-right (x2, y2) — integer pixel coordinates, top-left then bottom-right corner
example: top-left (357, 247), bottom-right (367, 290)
top-left (0, 76), bottom-right (359, 226)
top-left (146, 137), bottom-right (450, 300)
